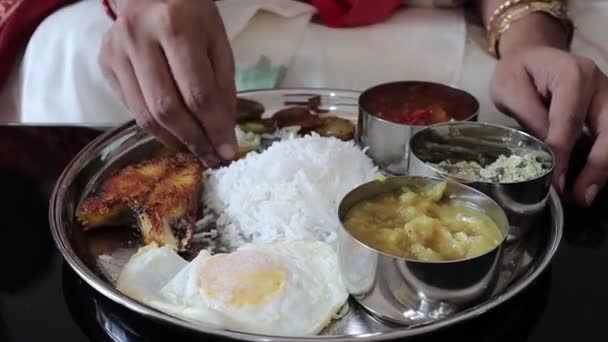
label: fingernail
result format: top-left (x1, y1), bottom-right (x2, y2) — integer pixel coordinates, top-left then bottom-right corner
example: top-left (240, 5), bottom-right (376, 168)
top-left (203, 154), bottom-right (220, 168)
top-left (558, 174), bottom-right (565, 193)
top-left (585, 184), bottom-right (599, 206)
top-left (218, 144), bottom-right (235, 160)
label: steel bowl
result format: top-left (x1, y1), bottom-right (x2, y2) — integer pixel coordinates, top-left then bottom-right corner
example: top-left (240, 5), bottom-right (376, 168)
top-left (337, 176), bottom-right (509, 326)
top-left (408, 122), bottom-right (555, 240)
top-left (357, 81), bottom-right (479, 175)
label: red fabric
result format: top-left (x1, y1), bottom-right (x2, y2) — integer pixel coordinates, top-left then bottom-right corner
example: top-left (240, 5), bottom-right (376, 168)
top-left (310, 0), bottom-right (402, 27)
top-left (0, 0), bottom-right (76, 89)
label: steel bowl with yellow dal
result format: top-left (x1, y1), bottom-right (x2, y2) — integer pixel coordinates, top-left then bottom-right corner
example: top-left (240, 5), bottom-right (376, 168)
top-left (342, 180), bottom-right (503, 261)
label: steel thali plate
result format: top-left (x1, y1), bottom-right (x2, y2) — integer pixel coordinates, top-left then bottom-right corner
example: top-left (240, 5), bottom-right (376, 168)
top-left (49, 88), bottom-right (563, 341)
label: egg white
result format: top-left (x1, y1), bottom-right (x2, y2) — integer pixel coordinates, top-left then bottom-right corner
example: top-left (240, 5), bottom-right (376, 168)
top-left (115, 243), bottom-right (228, 329)
top-left (116, 240), bottom-right (349, 336)
top-left (116, 243), bottom-right (187, 301)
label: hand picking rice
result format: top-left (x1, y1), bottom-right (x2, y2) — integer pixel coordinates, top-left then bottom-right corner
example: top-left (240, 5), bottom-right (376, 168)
top-left (203, 134), bottom-right (379, 249)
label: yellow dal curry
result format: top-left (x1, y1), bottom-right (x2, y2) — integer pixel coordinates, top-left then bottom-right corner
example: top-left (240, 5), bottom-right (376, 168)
top-left (343, 181), bottom-right (503, 261)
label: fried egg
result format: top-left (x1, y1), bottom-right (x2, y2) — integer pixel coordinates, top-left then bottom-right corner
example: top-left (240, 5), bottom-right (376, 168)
top-left (116, 240), bottom-right (349, 336)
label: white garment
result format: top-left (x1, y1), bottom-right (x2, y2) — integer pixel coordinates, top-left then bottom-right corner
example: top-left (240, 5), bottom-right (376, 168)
top-left (220, 0), bottom-right (316, 68)
top-left (2, 0), bottom-right (608, 126)
top-left (283, 7), bottom-right (466, 90)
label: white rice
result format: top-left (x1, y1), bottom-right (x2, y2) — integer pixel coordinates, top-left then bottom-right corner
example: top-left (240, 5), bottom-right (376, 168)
top-left (203, 134), bottom-right (378, 249)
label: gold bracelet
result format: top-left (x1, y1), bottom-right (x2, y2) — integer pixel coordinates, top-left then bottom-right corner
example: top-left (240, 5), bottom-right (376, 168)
top-left (487, 0), bottom-right (528, 32)
top-left (486, 0), bottom-right (574, 58)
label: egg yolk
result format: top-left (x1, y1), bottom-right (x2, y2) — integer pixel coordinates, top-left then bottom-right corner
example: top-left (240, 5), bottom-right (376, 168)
top-left (198, 251), bottom-right (287, 307)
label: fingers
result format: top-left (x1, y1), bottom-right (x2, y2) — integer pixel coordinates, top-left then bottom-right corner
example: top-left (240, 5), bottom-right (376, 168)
top-left (114, 55), bottom-right (183, 149)
top-left (209, 11), bottom-right (236, 91)
top-left (491, 48), bottom-right (607, 205)
top-left (99, 32), bottom-right (182, 149)
top-left (99, 33), bottom-right (128, 106)
top-left (129, 40), bottom-right (221, 167)
top-left (99, 1), bottom-right (238, 168)
top-left (99, 58), bottom-right (122, 101)
top-left (160, 32), bottom-right (237, 161)
top-left (573, 132), bottom-right (608, 206)
top-left (573, 75), bottom-right (608, 206)
top-left (490, 66), bottom-right (549, 138)
top-left (208, 34), bottom-right (238, 157)
top-left (544, 65), bottom-right (593, 193)
top-left (209, 29), bottom-right (238, 149)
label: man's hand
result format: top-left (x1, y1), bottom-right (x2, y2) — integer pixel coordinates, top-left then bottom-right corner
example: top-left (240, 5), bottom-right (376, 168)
top-left (99, 0), bottom-right (237, 167)
top-left (491, 46), bottom-right (608, 207)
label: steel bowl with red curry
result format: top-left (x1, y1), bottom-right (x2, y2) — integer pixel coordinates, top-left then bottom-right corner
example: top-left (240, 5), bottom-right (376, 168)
top-left (359, 81), bottom-right (479, 126)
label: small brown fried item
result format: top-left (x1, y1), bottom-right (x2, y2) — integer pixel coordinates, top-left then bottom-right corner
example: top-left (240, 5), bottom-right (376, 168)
top-left (307, 95), bottom-right (321, 111)
top-left (77, 153), bottom-right (203, 251)
top-left (314, 117), bottom-right (356, 141)
top-left (236, 98), bottom-right (265, 123)
top-left (238, 118), bottom-right (277, 134)
top-left (272, 106), bottom-right (324, 130)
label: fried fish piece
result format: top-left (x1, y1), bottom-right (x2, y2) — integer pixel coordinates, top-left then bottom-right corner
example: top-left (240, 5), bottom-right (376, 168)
top-left (77, 153), bottom-right (203, 251)
top-left (135, 154), bottom-right (202, 249)
top-left (77, 156), bottom-right (171, 228)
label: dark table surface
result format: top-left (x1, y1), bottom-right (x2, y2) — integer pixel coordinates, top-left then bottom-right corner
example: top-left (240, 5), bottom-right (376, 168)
top-left (1, 125), bottom-right (607, 342)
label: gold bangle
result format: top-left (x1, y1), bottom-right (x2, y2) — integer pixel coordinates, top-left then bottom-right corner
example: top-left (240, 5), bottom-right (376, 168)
top-left (487, 0), bottom-right (528, 32)
top-left (486, 0), bottom-right (574, 58)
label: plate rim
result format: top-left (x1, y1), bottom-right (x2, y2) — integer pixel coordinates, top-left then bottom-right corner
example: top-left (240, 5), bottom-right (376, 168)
top-left (49, 88), bottom-right (563, 342)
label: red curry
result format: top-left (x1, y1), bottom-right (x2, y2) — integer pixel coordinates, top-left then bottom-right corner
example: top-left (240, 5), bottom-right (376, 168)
top-left (374, 104), bottom-right (450, 125)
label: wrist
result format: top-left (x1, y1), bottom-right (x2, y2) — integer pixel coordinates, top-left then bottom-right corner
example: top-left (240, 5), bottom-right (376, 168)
top-left (498, 12), bottom-right (570, 58)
